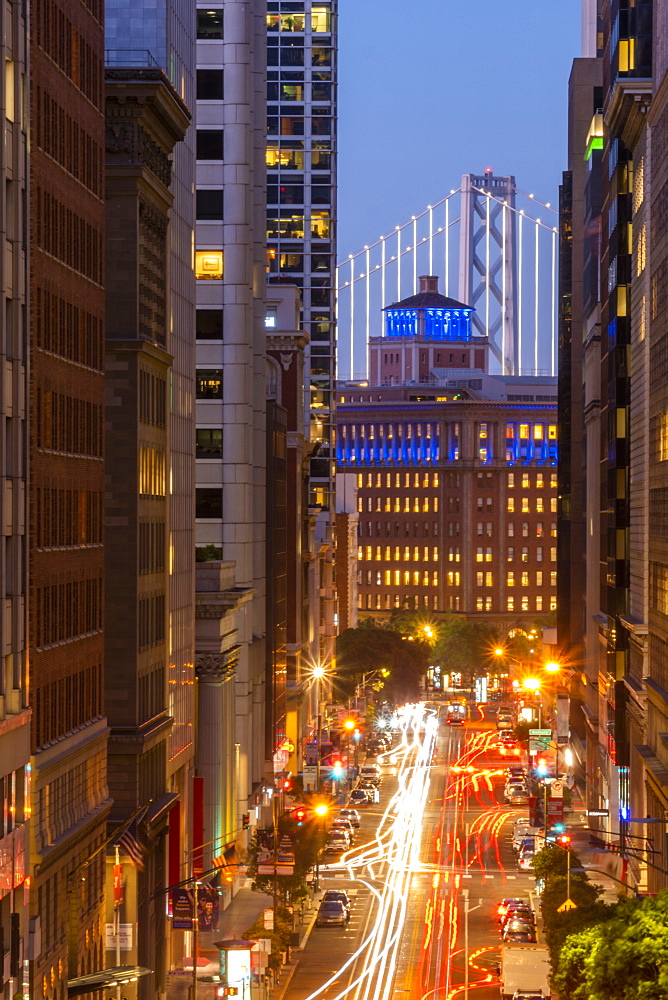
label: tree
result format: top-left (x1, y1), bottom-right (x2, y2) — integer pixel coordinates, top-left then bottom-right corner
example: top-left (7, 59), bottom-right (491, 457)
top-left (554, 894), bottom-right (668, 1000)
top-left (247, 813), bottom-right (322, 904)
top-left (430, 613), bottom-right (497, 687)
top-left (335, 619), bottom-right (429, 704)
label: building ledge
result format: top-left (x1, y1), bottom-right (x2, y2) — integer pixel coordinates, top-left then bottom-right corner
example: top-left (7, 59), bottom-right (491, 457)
top-left (645, 676), bottom-right (668, 708)
top-left (635, 743), bottom-right (668, 789)
top-left (619, 614), bottom-right (648, 636)
top-left (605, 77), bottom-right (652, 146)
top-left (623, 673), bottom-right (645, 695)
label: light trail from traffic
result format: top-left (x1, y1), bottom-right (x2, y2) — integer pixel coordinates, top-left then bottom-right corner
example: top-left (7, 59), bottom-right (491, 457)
top-left (302, 703), bottom-right (439, 1000)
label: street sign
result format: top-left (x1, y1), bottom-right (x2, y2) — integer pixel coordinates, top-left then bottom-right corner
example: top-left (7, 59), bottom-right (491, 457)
top-left (263, 908), bottom-right (274, 931)
top-left (586, 809), bottom-right (609, 817)
top-left (529, 729), bottom-right (552, 754)
top-left (551, 780), bottom-right (564, 799)
top-left (557, 899), bottom-right (578, 912)
top-left (105, 923), bottom-right (133, 950)
top-left (172, 887), bottom-right (194, 930)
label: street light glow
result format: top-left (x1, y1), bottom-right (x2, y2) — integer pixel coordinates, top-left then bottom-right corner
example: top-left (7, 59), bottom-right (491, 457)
top-left (544, 661), bottom-right (561, 673)
top-left (314, 803), bottom-right (329, 817)
top-left (523, 677), bottom-right (541, 691)
top-left (312, 665), bottom-right (326, 680)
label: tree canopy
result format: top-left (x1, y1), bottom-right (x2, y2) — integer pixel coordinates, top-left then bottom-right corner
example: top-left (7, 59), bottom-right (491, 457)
top-left (335, 618), bottom-right (428, 703)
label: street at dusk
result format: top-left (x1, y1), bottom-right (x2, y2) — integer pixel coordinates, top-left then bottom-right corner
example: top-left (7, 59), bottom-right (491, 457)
top-left (3, 0), bottom-right (668, 999)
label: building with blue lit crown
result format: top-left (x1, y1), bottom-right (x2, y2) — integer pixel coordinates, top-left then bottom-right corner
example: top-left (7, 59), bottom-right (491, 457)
top-left (336, 276), bottom-right (558, 629)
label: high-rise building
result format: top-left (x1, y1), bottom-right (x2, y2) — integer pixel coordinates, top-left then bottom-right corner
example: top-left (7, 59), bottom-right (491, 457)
top-left (0, 0), bottom-right (30, 989)
top-left (194, 0), bottom-right (269, 836)
top-left (266, 0), bottom-right (338, 678)
top-left (103, 61), bottom-right (191, 993)
top-left (104, 0), bottom-right (197, 973)
top-left (336, 278), bottom-right (558, 623)
top-left (28, 0), bottom-right (109, 992)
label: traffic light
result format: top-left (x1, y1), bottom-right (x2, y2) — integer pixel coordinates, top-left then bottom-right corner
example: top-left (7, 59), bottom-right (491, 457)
top-left (536, 758), bottom-right (548, 777)
top-left (216, 988), bottom-right (239, 997)
top-left (331, 759), bottom-right (343, 778)
top-left (281, 776), bottom-right (293, 792)
top-left (295, 807), bottom-right (307, 826)
top-left (556, 834), bottom-right (571, 848)
top-left (242, 813), bottom-right (250, 830)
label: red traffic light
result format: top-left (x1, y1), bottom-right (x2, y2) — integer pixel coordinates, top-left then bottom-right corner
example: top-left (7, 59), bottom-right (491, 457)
top-left (557, 834), bottom-right (571, 846)
top-left (282, 777), bottom-right (293, 792)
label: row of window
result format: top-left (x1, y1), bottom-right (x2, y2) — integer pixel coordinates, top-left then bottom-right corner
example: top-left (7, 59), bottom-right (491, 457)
top-left (359, 544), bottom-right (557, 564)
top-left (266, 10), bottom-right (332, 33)
top-left (508, 472), bottom-right (557, 488)
top-left (507, 497), bottom-right (557, 513)
top-left (357, 593), bottom-right (557, 613)
top-left (266, 145), bottom-right (333, 171)
top-left (358, 521), bottom-right (441, 538)
top-left (35, 489), bottom-right (102, 549)
top-left (35, 579), bottom-right (102, 650)
top-left (356, 472), bottom-right (459, 489)
top-left (358, 546), bottom-right (439, 563)
top-left (357, 496), bottom-right (440, 513)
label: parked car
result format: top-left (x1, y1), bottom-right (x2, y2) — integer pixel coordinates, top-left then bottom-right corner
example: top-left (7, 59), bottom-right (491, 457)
top-left (502, 905), bottom-right (535, 929)
top-left (322, 889), bottom-right (351, 917)
top-left (338, 808), bottom-right (361, 828)
top-left (316, 899), bottom-right (348, 927)
top-left (518, 847), bottom-right (536, 871)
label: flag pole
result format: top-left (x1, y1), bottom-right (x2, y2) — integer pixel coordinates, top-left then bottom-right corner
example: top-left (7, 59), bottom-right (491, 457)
top-left (114, 847), bottom-right (122, 1000)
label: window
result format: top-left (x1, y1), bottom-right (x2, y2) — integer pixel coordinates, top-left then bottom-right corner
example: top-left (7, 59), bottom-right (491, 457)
top-left (197, 9), bottom-right (223, 38)
top-left (508, 522), bottom-right (515, 537)
top-left (507, 572), bottom-right (515, 586)
top-left (508, 473), bottom-right (515, 488)
top-left (521, 596), bottom-right (529, 611)
top-left (536, 497), bottom-right (544, 513)
top-left (536, 522), bottom-right (544, 537)
top-left (550, 497), bottom-right (558, 513)
top-left (536, 571), bottom-right (543, 586)
top-left (521, 572), bottom-right (529, 586)
top-left (507, 547), bottom-right (514, 561)
top-left (476, 547), bottom-right (483, 562)
top-left (195, 251), bottom-right (223, 280)
top-left (550, 547), bottom-right (557, 561)
top-left (507, 497), bottom-right (515, 513)
top-left (536, 596), bottom-right (543, 611)
top-left (550, 571), bottom-right (557, 587)
top-left (486, 523), bottom-right (493, 537)
top-left (196, 310), bottom-right (223, 342)
top-left (522, 523), bottom-right (529, 537)
top-left (197, 69), bottom-right (224, 100)
top-left (550, 473), bottom-right (557, 488)
top-left (550, 596), bottom-right (557, 611)
top-left (311, 6), bottom-right (331, 31)
top-left (550, 523), bottom-right (557, 537)
top-left (197, 129), bottom-right (224, 160)
top-left (537, 546), bottom-right (543, 562)
top-left (507, 596), bottom-right (515, 611)
top-left (521, 547), bottom-right (529, 563)
top-left (522, 496), bottom-right (530, 513)
top-left (476, 572), bottom-right (484, 587)
top-left (197, 190), bottom-right (224, 220)
top-left (196, 488), bottom-right (222, 518)
top-left (485, 547), bottom-right (493, 562)
top-left (477, 522), bottom-right (484, 537)
top-left (536, 473), bottom-right (544, 488)
top-left (196, 370), bottom-right (223, 399)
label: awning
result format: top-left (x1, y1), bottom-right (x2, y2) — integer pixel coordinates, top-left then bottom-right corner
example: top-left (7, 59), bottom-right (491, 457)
top-left (68, 966), bottom-right (151, 998)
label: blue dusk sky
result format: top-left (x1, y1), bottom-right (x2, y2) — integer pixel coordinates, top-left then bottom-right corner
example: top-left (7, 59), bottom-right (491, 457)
top-left (337, 0), bottom-right (582, 262)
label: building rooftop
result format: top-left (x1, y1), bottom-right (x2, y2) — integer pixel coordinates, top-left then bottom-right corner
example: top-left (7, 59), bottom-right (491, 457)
top-left (383, 275), bottom-right (472, 313)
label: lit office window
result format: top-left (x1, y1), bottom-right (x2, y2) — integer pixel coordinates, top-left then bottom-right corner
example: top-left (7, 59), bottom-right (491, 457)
top-left (551, 571), bottom-right (557, 586)
top-left (507, 497), bottom-right (515, 513)
top-left (522, 497), bottom-right (530, 513)
top-left (521, 596), bottom-right (529, 611)
top-left (507, 596), bottom-right (515, 611)
top-left (536, 473), bottom-right (544, 488)
top-left (536, 596), bottom-right (543, 611)
top-left (536, 571), bottom-right (543, 586)
top-left (507, 572), bottom-right (515, 587)
top-left (550, 596), bottom-right (557, 610)
top-left (507, 547), bottom-right (514, 561)
top-left (551, 547), bottom-right (557, 561)
top-left (551, 497), bottom-right (558, 513)
top-left (522, 473), bottom-right (530, 489)
top-left (195, 250), bottom-right (223, 279)
top-left (536, 497), bottom-right (544, 513)
top-left (508, 473), bottom-right (515, 488)
top-left (521, 572), bottom-right (529, 586)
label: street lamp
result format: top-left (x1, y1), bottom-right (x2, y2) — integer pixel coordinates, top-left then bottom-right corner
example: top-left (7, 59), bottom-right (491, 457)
top-left (311, 665), bottom-right (327, 791)
top-left (544, 661), bottom-right (561, 673)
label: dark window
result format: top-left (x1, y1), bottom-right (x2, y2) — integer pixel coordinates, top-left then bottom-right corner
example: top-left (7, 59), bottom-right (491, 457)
top-left (196, 370), bottom-right (223, 399)
top-left (311, 185), bottom-right (330, 205)
top-left (196, 309), bottom-right (223, 340)
top-left (196, 488), bottom-right (223, 519)
top-left (197, 70), bottom-right (224, 100)
top-left (196, 428), bottom-right (223, 458)
top-left (197, 190), bottom-right (224, 220)
top-left (197, 9), bottom-right (223, 37)
top-left (196, 129), bottom-right (224, 160)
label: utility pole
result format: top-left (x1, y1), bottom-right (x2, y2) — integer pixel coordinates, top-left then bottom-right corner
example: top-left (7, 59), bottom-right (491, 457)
top-left (192, 881), bottom-right (199, 1000)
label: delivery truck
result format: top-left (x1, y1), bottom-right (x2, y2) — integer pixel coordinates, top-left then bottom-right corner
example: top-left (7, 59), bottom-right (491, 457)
top-left (500, 943), bottom-right (551, 999)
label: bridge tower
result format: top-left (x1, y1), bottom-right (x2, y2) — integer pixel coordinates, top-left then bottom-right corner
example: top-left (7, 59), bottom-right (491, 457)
top-left (458, 171), bottom-right (518, 374)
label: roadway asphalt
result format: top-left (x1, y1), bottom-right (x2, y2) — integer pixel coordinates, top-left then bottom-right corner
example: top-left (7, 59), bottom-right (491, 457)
top-left (283, 706), bottom-right (544, 1000)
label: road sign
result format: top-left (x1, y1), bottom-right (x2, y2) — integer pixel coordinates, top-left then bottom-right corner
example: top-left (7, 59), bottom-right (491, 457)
top-left (557, 898), bottom-right (578, 912)
top-left (263, 908), bottom-right (274, 931)
top-left (529, 729), bottom-right (552, 754)
top-left (587, 809), bottom-right (609, 817)
top-left (105, 923), bottom-right (133, 950)
top-left (551, 780), bottom-right (564, 799)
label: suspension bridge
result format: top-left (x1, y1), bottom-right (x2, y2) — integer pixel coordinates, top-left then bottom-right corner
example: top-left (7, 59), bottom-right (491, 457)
top-left (335, 170), bottom-right (559, 382)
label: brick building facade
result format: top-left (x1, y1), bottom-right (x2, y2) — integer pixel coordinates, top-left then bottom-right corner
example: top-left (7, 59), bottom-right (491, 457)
top-left (28, 0), bottom-right (110, 992)
top-left (336, 278), bottom-right (558, 630)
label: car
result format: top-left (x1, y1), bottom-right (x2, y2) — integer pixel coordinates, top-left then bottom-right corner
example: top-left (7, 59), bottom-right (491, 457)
top-left (322, 835), bottom-right (349, 855)
top-left (329, 824), bottom-right (353, 847)
top-left (506, 766), bottom-right (528, 782)
top-left (512, 824), bottom-right (540, 852)
top-left (497, 897), bottom-right (527, 923)
top-left (331, 817), bottom-right (355, 842)
top-left (504, 784), bottom-right (529, 805)
top-left (502, 905), bottom-right (535, 928)
top-left (497, 715), bottom-right (514, 730)
top-left (518, 849), bottom-right (536, 871)
top-left (349, 788), bottom-right (372, 806)
top-left (322, 889), bottom-right (351, 917)
top-left (316, 900), bottom-right (348, 927)
top-left (497, 729), bottom-right (515, 742)
top-left (338, 808), bottom-right (361, 828)
top-left (359, 765), bottom-right (382, 784)
top-left (503, 919), bottom-right (536, 943)
top-left (512, 993), bottom-right (546, 1000)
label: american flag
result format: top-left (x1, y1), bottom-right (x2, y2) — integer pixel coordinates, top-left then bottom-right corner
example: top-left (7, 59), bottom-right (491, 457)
top-left (115, 806), bottom-right (149, 870)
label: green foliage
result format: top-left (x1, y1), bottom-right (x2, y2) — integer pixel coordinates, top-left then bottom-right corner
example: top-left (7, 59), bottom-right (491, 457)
top-left (246, 815), bottom-right (322, 905)
top-left (430, 613), bottom-right (498, 686)
top-left (242, 905), bottom-right (294, 971)
top-left (553, 893), bottom-right (668, 1000)
top-left (335, 619), bottom-right (429, 704)
top-left (514, 720), bottom-right (531, 743)
top-left (195, 543), bottom-right (223, 562)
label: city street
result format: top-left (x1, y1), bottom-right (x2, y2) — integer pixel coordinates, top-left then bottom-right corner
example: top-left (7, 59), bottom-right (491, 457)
top-left (283, 705), bottom-right (539, 1000)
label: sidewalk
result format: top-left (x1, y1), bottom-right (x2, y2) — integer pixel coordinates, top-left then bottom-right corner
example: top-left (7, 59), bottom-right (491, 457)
top-left (166, 879), bottom-right (320, 1000)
